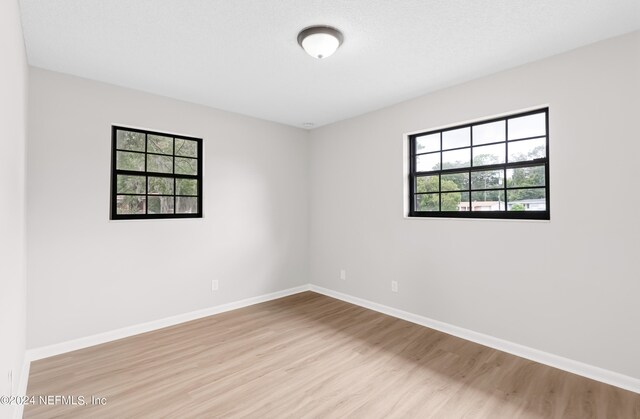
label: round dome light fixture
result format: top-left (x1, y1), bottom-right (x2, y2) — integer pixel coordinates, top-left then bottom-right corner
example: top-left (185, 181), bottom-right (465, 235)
top-left (297, 26), bottom-right (343, 59)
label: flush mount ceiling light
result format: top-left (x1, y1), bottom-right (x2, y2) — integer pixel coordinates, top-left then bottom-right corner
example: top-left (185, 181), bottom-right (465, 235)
top-left (297, 26), bottom-right (344, 59)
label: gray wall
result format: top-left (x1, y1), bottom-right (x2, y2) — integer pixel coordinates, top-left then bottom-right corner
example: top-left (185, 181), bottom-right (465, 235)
top-left (309, 31), bottom-right (640, 379)
top-left (0, 1), bottom-right (28, 418)
top-left (27, 68), bottom-right (310, 348)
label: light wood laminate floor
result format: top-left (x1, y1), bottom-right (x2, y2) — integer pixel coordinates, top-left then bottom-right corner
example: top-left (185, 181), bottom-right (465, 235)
top-left (25, 292), bottom-right (639, 418)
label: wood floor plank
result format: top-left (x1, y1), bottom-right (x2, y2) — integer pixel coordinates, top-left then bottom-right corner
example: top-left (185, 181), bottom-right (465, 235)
top-left (24, 292), bottom-right (640, 418)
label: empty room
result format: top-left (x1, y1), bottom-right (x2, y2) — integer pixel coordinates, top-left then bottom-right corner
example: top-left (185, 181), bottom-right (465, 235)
top-left (2, 0), bottom-right (639, 418)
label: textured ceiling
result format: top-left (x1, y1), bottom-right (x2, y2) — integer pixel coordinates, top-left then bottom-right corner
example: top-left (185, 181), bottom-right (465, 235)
top-left (19, 0), bottom-right (640, 128)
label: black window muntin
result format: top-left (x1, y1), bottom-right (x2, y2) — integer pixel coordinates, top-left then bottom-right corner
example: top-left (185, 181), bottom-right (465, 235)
top-left (110, 126), bottom-right (203, 220)
top-left (408, 108), bottom-right (550, 220)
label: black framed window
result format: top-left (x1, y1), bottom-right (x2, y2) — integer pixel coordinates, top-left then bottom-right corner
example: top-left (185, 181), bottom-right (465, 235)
top-left (408, 108), bottom-right (549, 220)
top-left (111, 126), bottom-right (203, 220)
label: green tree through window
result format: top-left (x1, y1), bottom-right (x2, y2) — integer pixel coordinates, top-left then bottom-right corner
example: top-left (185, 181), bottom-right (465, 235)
top-left (409, 108), bottom-right (549, 219)
top-left (111, 127), bottom-right (203, 219)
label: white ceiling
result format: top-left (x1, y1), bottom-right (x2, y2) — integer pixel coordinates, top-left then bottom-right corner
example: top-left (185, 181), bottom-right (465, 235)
top-left (19, 0), bottom-right (640, 128)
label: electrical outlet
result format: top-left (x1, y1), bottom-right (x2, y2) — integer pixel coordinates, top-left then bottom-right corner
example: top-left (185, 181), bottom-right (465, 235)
top-left (211, 280), bottom-right (219, 291)
top-left (391, 281), bottom-right (398, 293)
top-left (340, 269), bottom-right (346, 280)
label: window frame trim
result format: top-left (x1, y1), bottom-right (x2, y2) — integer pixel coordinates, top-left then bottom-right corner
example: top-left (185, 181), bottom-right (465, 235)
top-left (110, 125), bottom-right (204, 220)
top-left (407, 108), bottom-right (550, 220)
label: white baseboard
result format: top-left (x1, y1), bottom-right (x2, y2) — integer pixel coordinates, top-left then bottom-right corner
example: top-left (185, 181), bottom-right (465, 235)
top-left (309, 284), bottom-right (640, 394)
top-left (26, 284), bottom-right (310, 362)
top-left (18, 280), bottom-right (639, 415)
top-left (12, 356), bottom-right (31, 419)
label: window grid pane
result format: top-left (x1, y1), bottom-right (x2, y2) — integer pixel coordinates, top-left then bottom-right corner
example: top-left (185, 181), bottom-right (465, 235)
top-left (409, 109), bottom-right (549, 220)
top-left (111, 126), bottom-right (202, 220)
